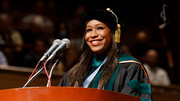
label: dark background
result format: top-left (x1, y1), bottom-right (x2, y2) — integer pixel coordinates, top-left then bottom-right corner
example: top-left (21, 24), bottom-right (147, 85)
top-left (0, 0), bottom-right (180, 84)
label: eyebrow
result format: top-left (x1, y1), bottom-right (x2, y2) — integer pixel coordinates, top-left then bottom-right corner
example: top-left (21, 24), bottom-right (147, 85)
top-left (86, 23), bottom-right (104, 27)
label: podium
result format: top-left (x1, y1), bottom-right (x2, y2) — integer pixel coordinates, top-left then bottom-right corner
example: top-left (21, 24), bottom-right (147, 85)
top-left (0, 87), bottom-right (140, 101)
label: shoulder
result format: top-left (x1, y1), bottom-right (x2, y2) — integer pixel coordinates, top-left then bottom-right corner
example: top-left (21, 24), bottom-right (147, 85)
top-left (117, 54), bottom-right (149, 81)
top-left (118, 54), bottom-right (138, 62)
top-left (118, 54), bottom-right (143, 70)
top-left (119, 61), bottom-right (144, 73)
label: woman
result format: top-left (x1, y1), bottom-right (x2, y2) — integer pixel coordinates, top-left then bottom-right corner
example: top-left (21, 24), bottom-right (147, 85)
top-left (59, 8), bottom-right (152, 101)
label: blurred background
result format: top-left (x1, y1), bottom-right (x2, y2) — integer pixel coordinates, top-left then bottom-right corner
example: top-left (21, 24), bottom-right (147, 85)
top-left (0, 0), bottom-right (179, 100)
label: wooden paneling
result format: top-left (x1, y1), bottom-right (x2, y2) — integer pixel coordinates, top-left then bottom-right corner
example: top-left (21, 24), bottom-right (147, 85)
top-left (0, 65), bottom-right (64, 90)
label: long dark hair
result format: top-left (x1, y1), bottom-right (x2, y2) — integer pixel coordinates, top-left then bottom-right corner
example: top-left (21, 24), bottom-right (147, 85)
top-left (66, 33), bottom-right (122, 86)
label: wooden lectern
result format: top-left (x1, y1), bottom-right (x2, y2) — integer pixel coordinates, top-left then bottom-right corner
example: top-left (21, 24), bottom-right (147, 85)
top-left (0, 87), bottom-right (140, 101)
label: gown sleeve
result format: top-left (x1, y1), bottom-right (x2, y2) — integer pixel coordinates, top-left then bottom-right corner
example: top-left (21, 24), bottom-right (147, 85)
top-left (59, 73), bottom-right (71, 87)
top-left (116, 62), bottom-right (152, 100)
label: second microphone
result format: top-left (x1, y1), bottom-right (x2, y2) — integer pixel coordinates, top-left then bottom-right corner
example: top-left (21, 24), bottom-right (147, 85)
top-left (46, 38), bottom-right (71, 62)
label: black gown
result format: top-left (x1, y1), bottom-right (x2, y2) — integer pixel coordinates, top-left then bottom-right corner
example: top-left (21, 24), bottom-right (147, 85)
top-left (59, 54), bottom-right (152, 101)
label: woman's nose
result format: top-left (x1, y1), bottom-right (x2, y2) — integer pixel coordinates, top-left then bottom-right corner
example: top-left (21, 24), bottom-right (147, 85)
top-left (90, 30), bottom-right (98, 38)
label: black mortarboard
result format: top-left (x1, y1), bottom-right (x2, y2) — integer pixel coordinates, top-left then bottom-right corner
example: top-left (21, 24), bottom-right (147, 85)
top-left (81, 8), bottom-right (127, 35)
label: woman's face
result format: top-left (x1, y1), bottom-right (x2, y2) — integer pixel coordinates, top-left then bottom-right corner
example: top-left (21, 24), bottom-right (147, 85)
top-left (85, 20), bottom-right (113, 56)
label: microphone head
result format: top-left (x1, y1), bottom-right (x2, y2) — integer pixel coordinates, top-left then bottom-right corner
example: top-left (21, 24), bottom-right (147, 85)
top-left (53, 39), bottom-right (62, 45)
top-left (62, 38), bottom-right (71, 48)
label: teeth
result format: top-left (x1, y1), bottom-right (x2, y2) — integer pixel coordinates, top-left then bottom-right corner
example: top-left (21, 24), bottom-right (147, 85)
top-left (92, 41), bottom-right (99, 43)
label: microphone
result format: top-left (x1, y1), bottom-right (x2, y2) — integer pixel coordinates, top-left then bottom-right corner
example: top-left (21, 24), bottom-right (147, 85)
top-left (46, 38), bottom-right (71, 62)
top-left (38, 39), bottom-right (62, 64)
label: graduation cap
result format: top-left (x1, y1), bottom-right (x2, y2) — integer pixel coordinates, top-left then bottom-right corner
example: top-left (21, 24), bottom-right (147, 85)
top-left (81, 8), bottom-right (127, 43)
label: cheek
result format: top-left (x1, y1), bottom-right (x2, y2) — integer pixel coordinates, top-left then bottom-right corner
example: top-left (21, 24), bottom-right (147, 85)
top-left (84, 33), bottom-right (89, 41)
top-left (99, 29), bottom-right (112, 37)
top-left (105, 36), bottom-right (113, 47)
top-left (103, 32), bottom-right (113, 48)
top-left (100, 31), bottom-right (113, 42)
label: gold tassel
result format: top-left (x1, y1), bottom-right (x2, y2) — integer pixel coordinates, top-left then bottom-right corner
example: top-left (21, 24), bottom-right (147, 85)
top-left (115, 24), bottom-right (121, 43)
top-left (106, 8), bottom-right (121, 43)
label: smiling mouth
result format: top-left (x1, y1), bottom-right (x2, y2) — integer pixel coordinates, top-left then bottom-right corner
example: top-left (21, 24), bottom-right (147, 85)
top-left (90, 40), bottom-right (102, 46)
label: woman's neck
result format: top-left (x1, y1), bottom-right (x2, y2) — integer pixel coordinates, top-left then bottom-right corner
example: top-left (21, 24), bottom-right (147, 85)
top-left (92, 54), bottom-right (107, 68)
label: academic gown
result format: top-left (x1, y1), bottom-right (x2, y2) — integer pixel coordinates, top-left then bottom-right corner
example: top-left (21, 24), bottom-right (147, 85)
top-left (59, 54), bottom-right (152, 101)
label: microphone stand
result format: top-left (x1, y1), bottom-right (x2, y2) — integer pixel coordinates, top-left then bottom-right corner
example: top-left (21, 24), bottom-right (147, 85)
top-left (23, 66), bottom-right (44, 88)
top-left (23, 58), bottom-right (61, 88)
top-left (46, 58), bottom-right (60, 87)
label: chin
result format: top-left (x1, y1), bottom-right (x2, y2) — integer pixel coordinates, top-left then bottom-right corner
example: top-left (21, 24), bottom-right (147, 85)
top-left (92, 49), bottom-right (106, 56)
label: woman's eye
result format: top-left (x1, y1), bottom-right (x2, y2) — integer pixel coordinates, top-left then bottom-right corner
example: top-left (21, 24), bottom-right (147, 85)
top-left (97, 27), bottom-right (104, 30)
top-left (86, 29), bottom-right (92, 32)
